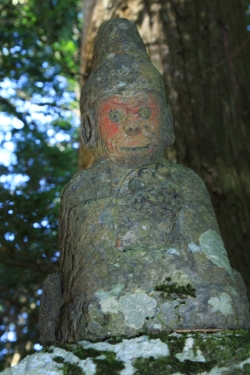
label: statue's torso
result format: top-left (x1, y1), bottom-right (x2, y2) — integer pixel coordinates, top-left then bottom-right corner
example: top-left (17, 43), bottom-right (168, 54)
top-left (55, 158), bottom-right (249, 342)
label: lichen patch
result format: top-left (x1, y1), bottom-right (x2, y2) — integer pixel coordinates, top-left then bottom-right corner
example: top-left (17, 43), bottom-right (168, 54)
top-left (166, 248), bottom-right (180, 256)
top-left (208, 293), bottom-right (233, 316)
top-left (175, 337), bottom-right (206, 363)
top-left (119, 293), bottom-right (157, 329)
top-left (199, 230), bottom-right (232, 275)
top-left (95, 288), bottom-right (157, 329)
top-left (188, 242), bottom-right (201, 253)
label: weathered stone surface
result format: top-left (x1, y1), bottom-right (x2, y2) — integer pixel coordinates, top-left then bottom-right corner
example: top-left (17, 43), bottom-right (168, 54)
top-left (3, 331), bottom-right (250, 374)
top-left (39, 18), bottom-right (250, 345)
top-left (52, 159), bottom-right (249, 343)
top-left (39, 272), bottom-right (63, 346)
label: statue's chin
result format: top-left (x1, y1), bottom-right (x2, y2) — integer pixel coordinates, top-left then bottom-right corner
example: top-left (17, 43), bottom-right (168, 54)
top-left (107, 147), bottom-right (163, 165)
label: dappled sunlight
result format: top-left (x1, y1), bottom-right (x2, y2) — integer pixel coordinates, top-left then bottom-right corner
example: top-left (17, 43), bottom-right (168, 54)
top-left (0, 0), bottom-right (83, 369)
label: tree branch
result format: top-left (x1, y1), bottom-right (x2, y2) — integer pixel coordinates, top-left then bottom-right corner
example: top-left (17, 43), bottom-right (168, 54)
top-left (0, 95), bottom-right (28, 126)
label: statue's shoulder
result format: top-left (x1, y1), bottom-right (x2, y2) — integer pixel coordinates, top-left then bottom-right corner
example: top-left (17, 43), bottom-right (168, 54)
top-left (161, 158), bottom-right (210, 204)
top-left (167, 160), bottom-right (204, 185)
top-left (60, 161), bottom-right (109, 205)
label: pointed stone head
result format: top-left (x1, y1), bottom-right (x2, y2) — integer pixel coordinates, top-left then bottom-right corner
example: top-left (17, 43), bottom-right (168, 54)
top-left (80, 18), bottom-right (175, 164)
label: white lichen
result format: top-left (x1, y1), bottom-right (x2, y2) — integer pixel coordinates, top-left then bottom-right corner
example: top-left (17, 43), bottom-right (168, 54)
top-left (166, 248), bottom-right (180, 256)
top-left (208, 293), bottom-right (233, 316)
top-left (119, 293), bottom-right (157, 329)
top-left (95, 287), bottom-right (157, 329)
top-left (188, 242), bottom-right (201, 252)
top-left (175, 336), bottom-right (206, 363)
top-left (199, 230), bottom-right (232, 275)
top-left (1, 352), bottom-right (63, 375)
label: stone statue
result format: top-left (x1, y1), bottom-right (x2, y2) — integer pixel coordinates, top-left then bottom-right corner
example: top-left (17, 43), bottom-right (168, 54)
top-left (39, 18), bottom-right (250, 346)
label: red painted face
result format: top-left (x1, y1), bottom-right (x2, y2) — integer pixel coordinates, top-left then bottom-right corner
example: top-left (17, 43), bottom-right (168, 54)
top-left (98, 94), bottom-right (162, 162)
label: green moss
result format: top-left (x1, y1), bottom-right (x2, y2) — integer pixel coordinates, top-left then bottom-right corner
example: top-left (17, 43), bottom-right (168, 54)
top-left (106, 336), bottom-right (125, 344)
top-left (134, 356), bottom-right (215, 374)
top-left (69, 343), bottom-right (125, 374)
top-left (165, 335), bottom-right (186, 355)
top-left (134, 332), bottom-right (217, 373)
top-left (52, 354), bottom-right (84, 375)
top-left (243, 364), bottom-right (250, 374)
top-left (148, 332), bottom-right (186, 354)
top-left (53, 356), bottom-right (65, 363)
top-left (134, 356), bottom-right (173, 374)
top-left (155, 280), bottom-right (196, 298)
top-left (74, 345), bottom-right (109, 360)
top-left (43, 346), bottom-right (53, 353)
top-left (94, 352), bottom-right (125, 375)
top-left (62, 363), bottom-right (83, 375)
top-left (193, 330), bottom-right (250, 364)
top-left (48, 330), bottom-right (250, 374)
top-left (225, 363), bottom-right (250, 375)
top-left (55, 343), bottom-right (73, 351)
top-left (144, 330), bottom-right (250, 374)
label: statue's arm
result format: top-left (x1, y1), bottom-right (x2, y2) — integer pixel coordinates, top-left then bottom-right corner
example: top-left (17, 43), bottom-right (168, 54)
top-left (39, 172), bottom-right (85, 345)
top-left (59, 172), bottom-right (86, 270)
top-left (172, 166), bottom-right (220, 242)
top-left (38, 181), bottom-right (72, 346)
top-left (39, 272), bottom-right (63, 346)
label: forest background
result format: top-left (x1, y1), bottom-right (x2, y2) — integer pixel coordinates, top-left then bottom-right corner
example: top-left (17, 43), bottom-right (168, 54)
top-left (0, 0), bottom-right (250, 370)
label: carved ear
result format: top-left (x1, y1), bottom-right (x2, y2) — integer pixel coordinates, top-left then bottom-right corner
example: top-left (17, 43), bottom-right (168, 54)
top-left (164, 106), bottom-right (175, 147)
top-left (80, 110), bottom-right (96, 150)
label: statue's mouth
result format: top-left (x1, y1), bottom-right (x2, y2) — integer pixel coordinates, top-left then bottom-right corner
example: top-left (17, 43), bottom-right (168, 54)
top-left (120, 144), bottom-right (151, 151)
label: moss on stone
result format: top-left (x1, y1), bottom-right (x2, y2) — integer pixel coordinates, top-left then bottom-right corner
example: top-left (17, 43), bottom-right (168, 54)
top-left (52, 354), bottom-right (84, 375)
top-left (43, 346), bottom-right (54, 353)
top-left (164, 335), bottom-right (186, 355)
top-left (55, 343), bottom-right (74, 352)
top-left (53, 356), bottom-right (65, 363)
top-left (155, 279), bottom-right (196, 298)
top-left (225, 363), bottom-right (250, 375)
top-left (134, 356), bottom-right (215, 374)
top-left (62, 363), bottom-right (83, 375)
top-left (139, 330), bottom-right (250, 374)
top-left (106, 336), bottom-right (125, 344)
top-left (242, 363), bottom-right (250, 374)
top-left (73, 345), bottom-right (101, 360)
top-left (64, 343), bottom-right (125, 374)
top-left (192, 329), bottom-right (250, 365)
top-left (148, 332), bottom-right (186, 354)
top-left (44, 330), bottom-right (250, 375)
top-left (93, 352), bottom-right (125, 374)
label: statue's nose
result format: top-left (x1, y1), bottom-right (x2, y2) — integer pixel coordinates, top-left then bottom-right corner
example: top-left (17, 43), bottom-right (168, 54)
top-left (124, 119), bottom-right (141, 135)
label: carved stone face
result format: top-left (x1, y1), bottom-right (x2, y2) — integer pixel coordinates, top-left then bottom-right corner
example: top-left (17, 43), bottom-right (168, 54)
top-left (98, 93), bottom-right (163, 162)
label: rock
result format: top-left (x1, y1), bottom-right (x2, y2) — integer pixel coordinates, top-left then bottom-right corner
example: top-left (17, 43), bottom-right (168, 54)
top-left (3, 331), bottom-right (250, 374)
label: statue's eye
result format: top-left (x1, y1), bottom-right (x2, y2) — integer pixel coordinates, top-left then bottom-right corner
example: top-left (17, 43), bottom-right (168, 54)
top-left (138, 107), bottom-right (152, 119)
top-left (108, 109), bottom-right (124, 122)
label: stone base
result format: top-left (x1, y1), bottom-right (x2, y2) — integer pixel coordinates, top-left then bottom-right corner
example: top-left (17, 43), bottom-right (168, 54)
top-left (56, 230), bottom-right (250, 342)
top-left (3, 330), bottom-right (250, 374)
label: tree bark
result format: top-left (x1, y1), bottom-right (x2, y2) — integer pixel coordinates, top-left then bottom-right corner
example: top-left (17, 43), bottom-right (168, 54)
top-left (79, 0), bottom-right (250, 300)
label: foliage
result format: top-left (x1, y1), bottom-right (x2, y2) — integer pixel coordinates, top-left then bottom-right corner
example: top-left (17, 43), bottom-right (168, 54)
top-left (247, 2), bottom-right (250, 31)
top-left (0, 0), bottom-right (82, 369)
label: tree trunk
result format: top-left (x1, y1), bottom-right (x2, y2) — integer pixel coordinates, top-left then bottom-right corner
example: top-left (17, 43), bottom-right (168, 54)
top-left (79, 0), bottom-right (250, 300)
